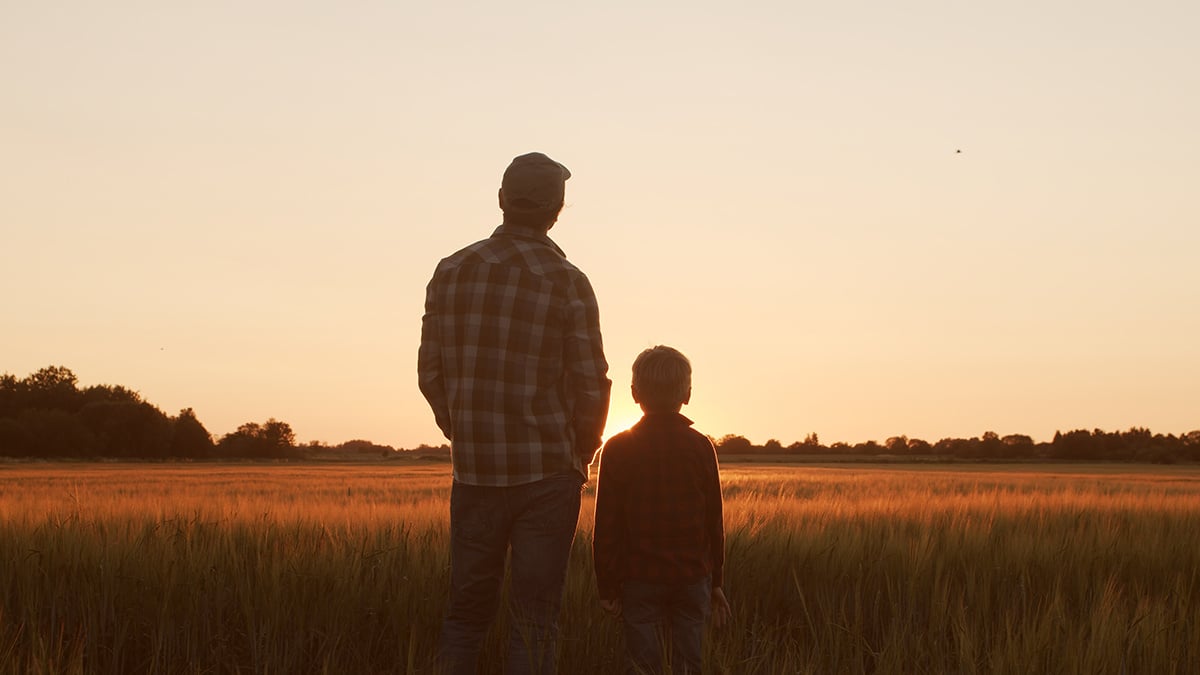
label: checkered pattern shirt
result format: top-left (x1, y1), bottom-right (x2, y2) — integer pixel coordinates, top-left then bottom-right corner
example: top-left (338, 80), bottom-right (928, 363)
top-left (592, 412), bottom-right (725, 600)
top-left (418, 225), bottom-right (611, 487)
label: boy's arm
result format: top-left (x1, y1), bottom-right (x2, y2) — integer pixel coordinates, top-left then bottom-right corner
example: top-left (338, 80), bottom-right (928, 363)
top-left (705, 437), bottom-right (731, 626)
top-left (705, 437), bottom-right (725, 591)
top-left (591, 442), bottom-right (624, 601)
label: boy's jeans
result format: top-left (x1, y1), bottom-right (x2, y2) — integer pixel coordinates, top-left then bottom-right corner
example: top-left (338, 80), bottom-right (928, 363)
top-left (621, 576), bottom-right (712, 675)
top-left (439, 472), bottom-right (583, 675)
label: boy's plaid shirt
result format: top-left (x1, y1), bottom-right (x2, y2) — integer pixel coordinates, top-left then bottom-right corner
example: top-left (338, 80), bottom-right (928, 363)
top-left (418, 225), bottom-right (611, 487)
top-left (592, 412), bottom-right (725, 600)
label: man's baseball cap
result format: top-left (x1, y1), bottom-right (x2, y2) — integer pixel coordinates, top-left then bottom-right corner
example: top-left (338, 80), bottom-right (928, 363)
top-left (501, 152), bottom-right (571, 212)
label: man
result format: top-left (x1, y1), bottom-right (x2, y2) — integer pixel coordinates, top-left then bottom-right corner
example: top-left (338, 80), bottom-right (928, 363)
top-left (418, 152), bottom-right (611, 675)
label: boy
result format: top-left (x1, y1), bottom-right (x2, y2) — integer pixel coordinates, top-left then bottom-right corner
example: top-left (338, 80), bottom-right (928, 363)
top-left (593, 346), bottom-right (731, 674)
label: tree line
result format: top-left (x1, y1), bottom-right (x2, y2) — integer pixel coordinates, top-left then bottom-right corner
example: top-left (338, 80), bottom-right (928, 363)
top-left (713, 427), bottom-right (1200, 464)
top-left (0, 366), bottom-right (314, 460)
top-left (2, 366), bottom-right (1196, 463)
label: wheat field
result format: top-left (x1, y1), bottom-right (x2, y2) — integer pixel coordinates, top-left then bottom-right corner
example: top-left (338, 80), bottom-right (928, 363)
top-left (1, 461), bottom-right (1198, 674)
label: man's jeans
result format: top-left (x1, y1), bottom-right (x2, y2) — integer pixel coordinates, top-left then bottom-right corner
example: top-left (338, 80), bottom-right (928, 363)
top-left (621, 576), bottom-right (711, 675)
top-left (439, 473), bottom-right (583, 675)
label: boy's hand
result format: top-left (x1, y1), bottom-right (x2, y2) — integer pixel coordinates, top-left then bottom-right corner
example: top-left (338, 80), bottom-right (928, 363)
top-left (600, 598), bottom-right (622, 619)
top-left (710, 587), bottom-right (732, 628)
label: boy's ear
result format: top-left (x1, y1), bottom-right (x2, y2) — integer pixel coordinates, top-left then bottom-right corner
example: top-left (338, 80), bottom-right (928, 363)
top-left (631, 385), bottom-right (641, 404)
top-left (683, 386), bottom-right (691, 405)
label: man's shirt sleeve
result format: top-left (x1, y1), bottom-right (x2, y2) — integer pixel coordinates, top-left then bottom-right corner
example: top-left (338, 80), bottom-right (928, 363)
top-left (564, 273), bottom-right (611, 462)
top-left (417, 272), bottom-right (452, 439)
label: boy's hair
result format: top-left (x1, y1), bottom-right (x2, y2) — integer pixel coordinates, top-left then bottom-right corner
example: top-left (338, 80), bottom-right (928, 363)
top-left (632, 346), bottom-right (691, 412)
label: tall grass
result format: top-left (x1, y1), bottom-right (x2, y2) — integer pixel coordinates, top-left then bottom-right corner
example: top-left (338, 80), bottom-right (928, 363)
top-left (1, 462), bottom-right (1197, 673)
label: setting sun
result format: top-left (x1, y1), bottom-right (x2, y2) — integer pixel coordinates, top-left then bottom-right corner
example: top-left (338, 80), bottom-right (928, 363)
top-left (601, 406), bottom-right (643, 443)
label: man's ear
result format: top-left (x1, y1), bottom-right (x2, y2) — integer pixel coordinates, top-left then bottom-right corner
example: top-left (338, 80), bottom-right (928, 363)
top-left (631, 385), bottom-right (641, 404)
top-left (683, 387), bottom-right (691, 405)
top-left (498, 188), bottom-right (505, 210)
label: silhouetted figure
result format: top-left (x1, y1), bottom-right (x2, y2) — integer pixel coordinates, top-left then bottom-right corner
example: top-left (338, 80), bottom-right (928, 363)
top-left (593, 346), bottom-right (731, 675)
top-left (419, 152), bottom-right (611, 675)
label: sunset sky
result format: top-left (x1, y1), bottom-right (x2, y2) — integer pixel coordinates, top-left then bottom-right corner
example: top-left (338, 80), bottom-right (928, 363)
top-left (3, 1), bottom-right (1197, 449)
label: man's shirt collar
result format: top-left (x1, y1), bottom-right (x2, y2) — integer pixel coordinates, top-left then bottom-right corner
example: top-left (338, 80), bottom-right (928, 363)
top-left (492, 224), bottom-right (565, 257)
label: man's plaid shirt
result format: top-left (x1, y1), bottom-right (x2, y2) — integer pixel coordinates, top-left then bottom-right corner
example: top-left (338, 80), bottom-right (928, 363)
top-left (592, 412), bottom-right (725, 601)
top-left (418, 225), bottom-right (611, 487)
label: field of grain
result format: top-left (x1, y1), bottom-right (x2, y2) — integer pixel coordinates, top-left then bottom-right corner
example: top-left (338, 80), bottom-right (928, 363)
top-left (1, 461), bottom-right (1198, 674)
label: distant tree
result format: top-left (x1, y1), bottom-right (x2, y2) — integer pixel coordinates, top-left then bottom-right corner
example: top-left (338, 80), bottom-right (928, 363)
top-left (715, 434), bottom-right (753, 455)
top-left (218, 418), bottom-right (297, 458)
top-left (762, 438), bottom-right (784, 454)
top-left (0, 373), bottom-right (21, 418)
top-left (935, 437), bottom-right (973, 458)
top-left (78, 400), bottom-right (172, 458)
top-left (1001, 434), bottom-right (1035, 457)
top-left (885, 435), bottom-right (908, 454)
top-left (337, 439), bottom-right (397, 456)
top-left (907, 438), bottom-right (932, 455)
top-left (1118, 427), bottom-right (1154, 460)
top-left (1184, 431), bottom-right (1200, 462)
top-left (0, 417), bottom-right (32, 456)
top-left (80, 384), bottom-right (143, 407)
top-left (1003, 429), bottom-right (1032, 446)
top-left (261, 419), bottom-right (295, 449)
top-left (1050, 429), bottom-right (1093, 460)
top-left (1141, 435), bottom-right (1180, 464)
top-left (22, 366), bottom-right (82, 412)
top-left (785, 432), bottom-right (825, 455)
top-left (219, 423), bottom-right (255, 458)
top-left (855, 440), bottom-right (882, 454)
top-left (17, 409), bottom-right (95, 457)
top-left (978, 431), bottom-right (1005, 458)
top-left (1087, 428), bottom-right (1119, 460)
top-left (170, 408), bottom-right (214, 458)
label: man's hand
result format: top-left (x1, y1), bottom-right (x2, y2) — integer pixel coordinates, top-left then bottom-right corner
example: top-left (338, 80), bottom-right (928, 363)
top-left (711, 587), bottom-right (732, 628)
top-left (599, 598), bottom-right (622, 619)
